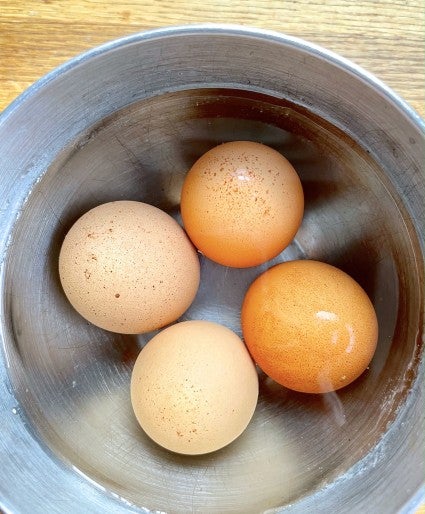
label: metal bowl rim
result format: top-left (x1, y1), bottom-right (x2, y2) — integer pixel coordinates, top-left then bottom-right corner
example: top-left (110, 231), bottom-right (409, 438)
top-left (0, 24), bottom-right (424, 132)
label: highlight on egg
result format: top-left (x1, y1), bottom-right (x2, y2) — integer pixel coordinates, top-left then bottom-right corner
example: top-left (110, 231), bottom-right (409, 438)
top-left (241, 260), bottom-right (378, 393)
top-left (130, 320), bottom-right (259, 455)
top-left (180, 141), bottom-right (304, 268)
top-left (59, 200), bottom-right (200, 334)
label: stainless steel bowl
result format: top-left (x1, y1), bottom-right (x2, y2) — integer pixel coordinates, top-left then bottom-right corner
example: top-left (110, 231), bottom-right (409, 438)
top-left (0, 25), bottom-right (423, 514)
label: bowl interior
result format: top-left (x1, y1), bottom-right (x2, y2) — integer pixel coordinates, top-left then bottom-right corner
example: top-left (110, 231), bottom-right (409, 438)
top-left (2, 87), bottom-right (423, 513)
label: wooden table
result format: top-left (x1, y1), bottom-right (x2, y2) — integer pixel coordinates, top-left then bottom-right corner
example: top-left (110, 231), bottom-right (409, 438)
top-left (0, 1), bottom-right (424, 513)
top-left (0, 0), bottom-right (424, 117)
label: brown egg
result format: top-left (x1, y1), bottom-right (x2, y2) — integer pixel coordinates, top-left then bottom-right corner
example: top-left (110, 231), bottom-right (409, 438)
top-left (241, 260), bottom-right (378, 393)
top-left (130, 320), bottom-right (259, 455)
top-left (180, 141), bottom-right (304, 268)
top-left (59, 201), bottom-right (200, 334)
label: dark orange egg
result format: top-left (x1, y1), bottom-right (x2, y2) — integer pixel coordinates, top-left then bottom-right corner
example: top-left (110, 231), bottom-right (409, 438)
top-left (241, 260), bottom-right (378, 393)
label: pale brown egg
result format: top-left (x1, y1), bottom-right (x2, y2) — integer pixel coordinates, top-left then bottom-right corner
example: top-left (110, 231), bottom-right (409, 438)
top-left (180, 141), bottom-right (304, 268)
top-left (59, 201), bottom-right (200, 334)
top-left (241, 260), bottom-right (378, 393)
top-left (130, 320), bottom-right (259, 455)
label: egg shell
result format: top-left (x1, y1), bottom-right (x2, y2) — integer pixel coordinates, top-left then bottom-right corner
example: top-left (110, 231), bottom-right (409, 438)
top-left (180, 141), bottom-right (304, 268)
top-left (241, 260), bottom-right (378, 393)
top-left (130, 320), bottom-right (259, 455)
top-left (59, 201), bottom-right (200, 334)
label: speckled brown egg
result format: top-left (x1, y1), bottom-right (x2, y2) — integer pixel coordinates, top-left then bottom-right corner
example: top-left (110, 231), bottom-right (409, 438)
top-left (241, 260), bottom-right (378, 393)
top-left (130, 320), bottom-right (259, 455)
top-left (180, 141), bottom-right (304, 268)
top-left (59, 201), bottom-right (200, 334)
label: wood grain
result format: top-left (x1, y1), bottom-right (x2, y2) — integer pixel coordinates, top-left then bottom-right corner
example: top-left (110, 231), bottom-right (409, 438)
top-left (0, 0), bottom-right (424, 117)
